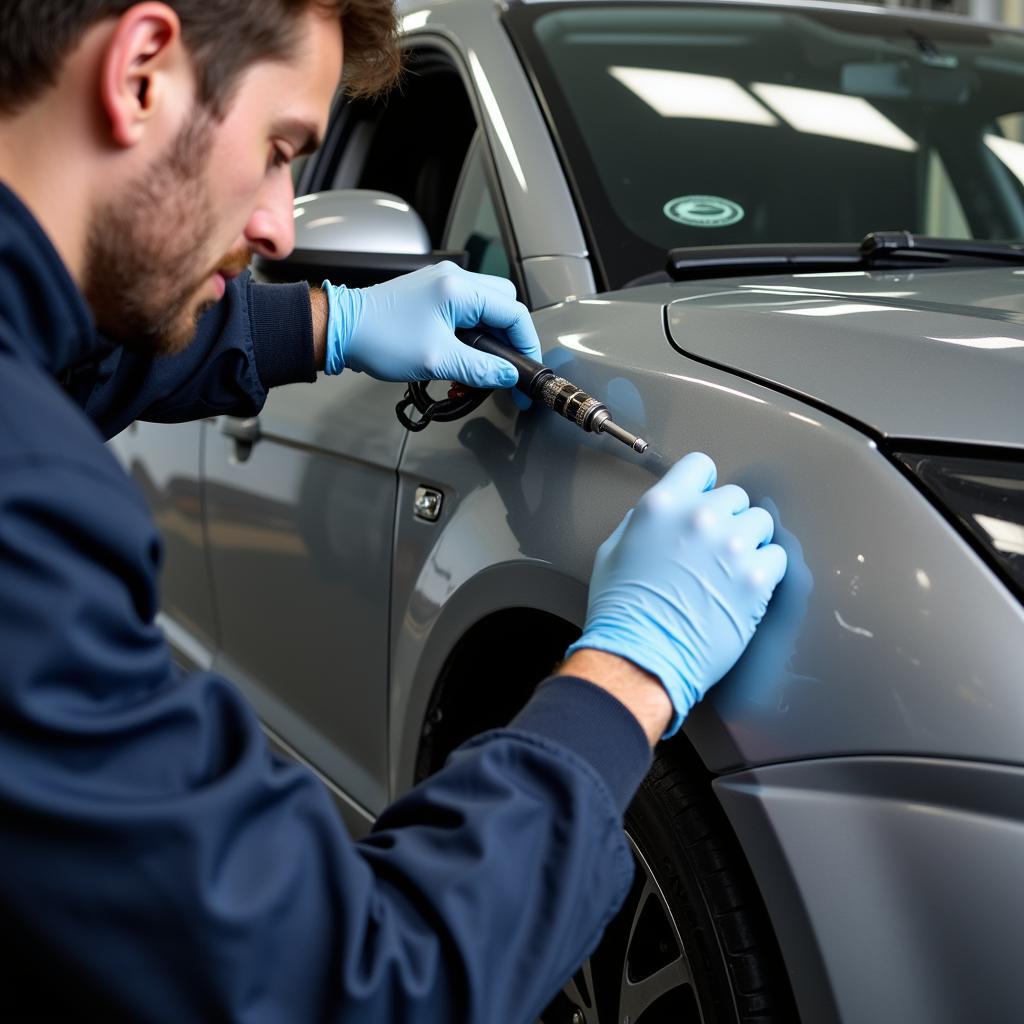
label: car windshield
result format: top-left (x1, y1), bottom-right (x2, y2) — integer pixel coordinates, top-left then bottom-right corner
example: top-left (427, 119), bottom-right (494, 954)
top-left (505, 2), bottom-right (1024, 289)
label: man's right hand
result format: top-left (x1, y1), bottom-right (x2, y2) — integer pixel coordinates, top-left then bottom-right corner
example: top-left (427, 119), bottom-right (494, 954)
top-left (320, 262), bottom-right (541, 386)
top-left (565, 452), bottom-right (788, 737)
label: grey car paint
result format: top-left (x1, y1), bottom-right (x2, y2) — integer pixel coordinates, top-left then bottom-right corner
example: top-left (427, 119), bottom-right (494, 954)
top-left (522, 254), bottom-right (598, 309)
top-left (108, 0), bottom-right (1024, 1020)
top-left (205, 371), bottom-right (410, 816)
top-left (717, 756), bottom-right (1024, 1023)
top-left (667, 267), bottom-right (1024, 447)
top-left (113, 418), bottom-right (217, 666)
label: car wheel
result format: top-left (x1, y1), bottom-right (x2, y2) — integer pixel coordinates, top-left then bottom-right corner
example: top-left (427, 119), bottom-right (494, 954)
top-left (539, 753), bottom-right (794, 1024)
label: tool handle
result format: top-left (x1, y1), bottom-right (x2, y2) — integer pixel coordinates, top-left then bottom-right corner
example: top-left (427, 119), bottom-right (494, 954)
top-left (455, 327), bottom-right (649, 454)
top-left (455, 327), bottom-right (550, 395)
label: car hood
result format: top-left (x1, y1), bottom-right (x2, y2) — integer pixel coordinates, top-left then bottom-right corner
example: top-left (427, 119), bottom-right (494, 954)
top-left (661, 266), bottom-right (1024, 447)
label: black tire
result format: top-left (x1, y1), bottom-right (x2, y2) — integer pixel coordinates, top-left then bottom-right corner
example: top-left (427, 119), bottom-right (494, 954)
top-left (540, 750), bottom-right (795, 1024)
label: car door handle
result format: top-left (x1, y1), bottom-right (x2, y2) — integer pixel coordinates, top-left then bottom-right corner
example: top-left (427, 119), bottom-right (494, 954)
top-left (221, 416), bottom-right (261, 443)
top-left (221, 416), bottom-right (261, 461)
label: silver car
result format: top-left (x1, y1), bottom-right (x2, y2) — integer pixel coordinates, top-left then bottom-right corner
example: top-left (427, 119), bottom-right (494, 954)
top-left (113, 1), bottom-right (1024, 1021)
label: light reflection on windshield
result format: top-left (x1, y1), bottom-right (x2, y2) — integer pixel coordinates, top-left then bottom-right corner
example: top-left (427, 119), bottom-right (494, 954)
top-left (608, 66), bottom-right (777, 124)
top-left (749, 82), bottom-right (919, 152)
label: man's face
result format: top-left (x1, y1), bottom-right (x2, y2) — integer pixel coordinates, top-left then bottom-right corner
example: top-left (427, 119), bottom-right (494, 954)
top-left (85, 9), bottom-right (341, 355)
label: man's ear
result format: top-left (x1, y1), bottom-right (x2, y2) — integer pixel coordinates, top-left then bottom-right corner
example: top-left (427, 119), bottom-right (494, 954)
top-left (100, 2), bottom-right (186, 148)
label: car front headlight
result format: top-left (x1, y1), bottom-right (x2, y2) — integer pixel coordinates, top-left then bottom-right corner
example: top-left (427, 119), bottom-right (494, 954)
top-left (893, 451), bottom-right (1024, 599)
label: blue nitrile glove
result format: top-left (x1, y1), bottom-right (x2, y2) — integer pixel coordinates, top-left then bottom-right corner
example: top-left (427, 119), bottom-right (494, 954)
top-left (322, 262), bottom-right (541, 388)
top-left (566, 452), bottom-right (788, 737)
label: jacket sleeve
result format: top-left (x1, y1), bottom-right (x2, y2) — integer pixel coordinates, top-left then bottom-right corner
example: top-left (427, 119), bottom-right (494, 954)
top-left (0, 450), bottom-right (651, 1024)
top-left (74, 272), bottom-right (317, 439)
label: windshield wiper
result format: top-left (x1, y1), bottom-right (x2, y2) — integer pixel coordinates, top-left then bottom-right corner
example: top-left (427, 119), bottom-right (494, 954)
top-left (861, 231), bottom-right (1024, 263)
top-left (665, 232), bottom-right (1024, 282)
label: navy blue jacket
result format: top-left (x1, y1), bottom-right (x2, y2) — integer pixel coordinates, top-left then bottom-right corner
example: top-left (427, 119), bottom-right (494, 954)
top-left (0, 181), bottom-right (651, 1022)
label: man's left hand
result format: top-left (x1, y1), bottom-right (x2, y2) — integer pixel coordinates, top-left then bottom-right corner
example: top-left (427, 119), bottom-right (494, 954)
top-left (321, 262), bottom-right (541, 387)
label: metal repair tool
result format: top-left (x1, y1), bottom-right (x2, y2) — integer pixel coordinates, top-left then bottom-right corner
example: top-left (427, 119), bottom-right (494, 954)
top-left (458, 328), bottom-right (648, 454)
top-left (394, 326), bottom-right (648, 453)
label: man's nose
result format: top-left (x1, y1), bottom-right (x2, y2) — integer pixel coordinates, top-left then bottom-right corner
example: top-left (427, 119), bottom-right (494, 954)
top-left (244, 172), bottom-right (296, 260)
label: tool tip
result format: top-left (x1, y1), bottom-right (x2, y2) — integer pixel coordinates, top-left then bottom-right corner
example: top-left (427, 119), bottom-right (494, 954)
top-left (601, 419), bottom-right (648, 455)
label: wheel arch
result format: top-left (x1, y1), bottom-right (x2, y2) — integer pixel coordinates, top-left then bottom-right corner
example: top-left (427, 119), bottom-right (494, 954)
top-left (412, 606), bottom-right (580, 783)
top-left (390, 559), bottom-right (587, 795)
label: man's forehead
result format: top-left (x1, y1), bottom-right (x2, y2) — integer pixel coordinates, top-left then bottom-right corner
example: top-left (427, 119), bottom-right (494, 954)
top-left (234, 12), bottom-right (341, 143)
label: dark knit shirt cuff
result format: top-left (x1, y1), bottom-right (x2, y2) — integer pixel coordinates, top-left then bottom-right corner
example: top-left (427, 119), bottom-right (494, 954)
top-left (248, 280), bottom-right (317, 390)
top-left (510, 676), bottom-right (652, 812)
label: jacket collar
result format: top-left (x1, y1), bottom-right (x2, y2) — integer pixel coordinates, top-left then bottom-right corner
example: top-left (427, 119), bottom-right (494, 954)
top-left (0, 180), bottom-right (103, 376)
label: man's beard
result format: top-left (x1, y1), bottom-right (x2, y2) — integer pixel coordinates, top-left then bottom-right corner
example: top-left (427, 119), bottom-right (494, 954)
top-left (84, 111), bottom-right (236, 357)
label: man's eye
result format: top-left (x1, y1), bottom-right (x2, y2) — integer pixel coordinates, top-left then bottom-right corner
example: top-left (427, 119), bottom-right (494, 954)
top-left (270, 146), bottom-right (290, 170)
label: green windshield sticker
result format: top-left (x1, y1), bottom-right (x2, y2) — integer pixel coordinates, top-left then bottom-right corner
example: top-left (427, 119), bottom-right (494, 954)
top-left (664, 195), bottom-right (745, 228)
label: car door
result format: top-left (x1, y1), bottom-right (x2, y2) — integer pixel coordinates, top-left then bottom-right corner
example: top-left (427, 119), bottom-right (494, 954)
top-left (204, 374), bottom-right (406, 821)
top-left (108, 420), bottom-right (217, 670)
top-left (203, 44), bottom-right (493, 823)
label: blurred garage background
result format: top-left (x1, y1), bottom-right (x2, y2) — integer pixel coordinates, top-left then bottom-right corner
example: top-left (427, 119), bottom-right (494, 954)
top-left (873, 0), bottom-right (1024, 24)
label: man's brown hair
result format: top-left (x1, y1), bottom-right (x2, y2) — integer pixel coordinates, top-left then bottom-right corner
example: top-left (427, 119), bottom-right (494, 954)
top-left (0, 0), bottom-right (401, 117)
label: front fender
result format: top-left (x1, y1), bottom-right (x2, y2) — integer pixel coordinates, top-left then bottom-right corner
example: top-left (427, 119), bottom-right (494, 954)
top-left (389, 294), bottom-right (1024, 789)
top-left (715, 755), bottom-right (1024, 1024)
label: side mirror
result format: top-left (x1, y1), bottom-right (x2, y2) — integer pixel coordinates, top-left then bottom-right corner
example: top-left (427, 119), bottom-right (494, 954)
top-left (253, 189), bottom-right (468, 287)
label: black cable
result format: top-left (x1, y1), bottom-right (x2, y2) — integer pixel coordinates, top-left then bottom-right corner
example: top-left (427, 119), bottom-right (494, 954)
top-left (395, 380), bottom-right (489, 431)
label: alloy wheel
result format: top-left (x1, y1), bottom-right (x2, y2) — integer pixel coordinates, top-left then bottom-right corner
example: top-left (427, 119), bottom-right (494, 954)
top-left (540, 834), bottom-right (708, 1024)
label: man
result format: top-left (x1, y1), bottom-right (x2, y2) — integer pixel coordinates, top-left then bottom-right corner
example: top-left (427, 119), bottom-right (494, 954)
top-left (0, 1), bottom-right (787, 1019)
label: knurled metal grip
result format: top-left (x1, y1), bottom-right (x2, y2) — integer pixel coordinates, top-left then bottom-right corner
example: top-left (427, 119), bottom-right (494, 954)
top-left (451, 328), bottom-right (648, 454)
top-left (538, 376), bottom-right (604, 430)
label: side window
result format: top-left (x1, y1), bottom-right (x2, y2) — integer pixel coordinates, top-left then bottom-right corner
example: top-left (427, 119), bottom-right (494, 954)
top-left (304, 47), bottom-right (519, 291)
top-left (322, 50), bottom-right (478, 248)
top-left (290, 154), bottom-right (310, 189)
top-left (443, 133), bottom-right (513, 279)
